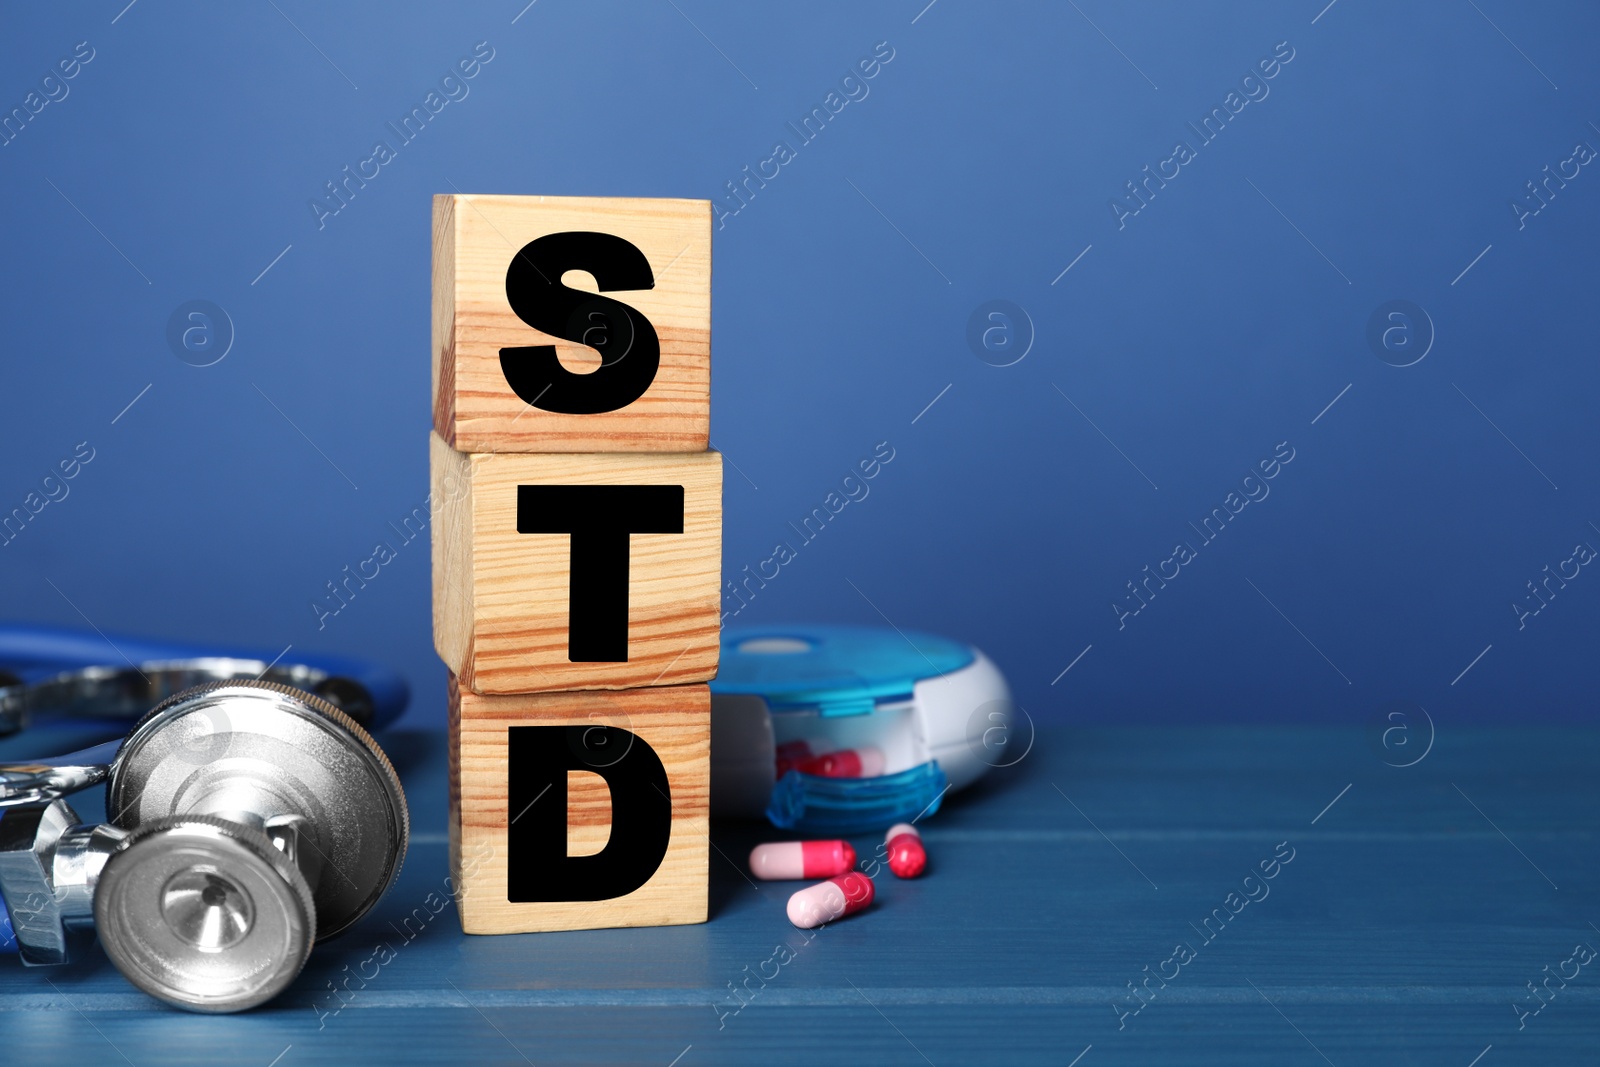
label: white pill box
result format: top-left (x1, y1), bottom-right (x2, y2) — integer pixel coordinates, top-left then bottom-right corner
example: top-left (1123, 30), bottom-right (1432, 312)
top-left (709, 625), bottom-right (1015, 832)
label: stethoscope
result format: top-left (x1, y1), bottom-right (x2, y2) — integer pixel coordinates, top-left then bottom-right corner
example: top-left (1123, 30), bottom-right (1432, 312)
top-left (0, 624), bottom-right (410, 1013)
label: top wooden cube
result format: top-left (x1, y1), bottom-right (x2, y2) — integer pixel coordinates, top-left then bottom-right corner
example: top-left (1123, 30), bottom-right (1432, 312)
top-left (433, 194), bottom-right (711, 453)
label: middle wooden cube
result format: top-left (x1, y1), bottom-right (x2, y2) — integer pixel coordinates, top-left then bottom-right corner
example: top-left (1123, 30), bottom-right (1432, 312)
top-left (431, 431), bottom-right (722, 694)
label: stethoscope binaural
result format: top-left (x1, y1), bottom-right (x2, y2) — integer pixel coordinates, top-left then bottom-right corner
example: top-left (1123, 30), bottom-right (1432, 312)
top-left (0, 620), bottom-right (408, 737)
top-left (0, 626), bottom-right (410, 1013)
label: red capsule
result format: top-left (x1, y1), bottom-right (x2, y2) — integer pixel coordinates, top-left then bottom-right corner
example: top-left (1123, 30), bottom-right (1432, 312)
top-left (794, 746), bottom-right (885, 778)
top-left (885, 822), bottom-right (926, 879)
top-left (775, 740), bottom-right (814, 777)
top-left (786, 871), bottom-right (875, 929)
top-left (748, 839), bottom-right (858, 880)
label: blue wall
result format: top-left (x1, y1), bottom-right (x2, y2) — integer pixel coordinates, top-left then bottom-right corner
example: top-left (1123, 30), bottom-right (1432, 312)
top-left (1, 1), bottom-right (1596, 727)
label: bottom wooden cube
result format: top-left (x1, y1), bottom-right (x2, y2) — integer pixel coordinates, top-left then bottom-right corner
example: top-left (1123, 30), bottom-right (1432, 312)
top-left (449, 675), bottom-right (709, 934)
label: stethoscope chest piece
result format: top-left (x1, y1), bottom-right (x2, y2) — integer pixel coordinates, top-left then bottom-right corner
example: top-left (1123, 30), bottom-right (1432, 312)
top-left (0, 665), bottom-right (411, 1013)
top-left (105, 681), bottom-right (409, 941)
top-left (94, 814), bottom-right (315, 1013)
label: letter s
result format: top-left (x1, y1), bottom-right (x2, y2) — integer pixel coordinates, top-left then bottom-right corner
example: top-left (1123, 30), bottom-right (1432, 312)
top-left (499, 232), bottom-right (662, 414)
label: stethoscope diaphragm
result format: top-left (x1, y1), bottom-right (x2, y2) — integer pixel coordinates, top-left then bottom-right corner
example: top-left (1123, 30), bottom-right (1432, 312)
top-left (105, 680), bottom-right (409, 942)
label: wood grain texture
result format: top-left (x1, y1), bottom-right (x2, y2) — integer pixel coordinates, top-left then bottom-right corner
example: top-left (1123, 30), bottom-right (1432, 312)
top-left (449, 676), bottom-right (709, 934)
top-left (432, 193), bottom-right (710, 453)
top-left (431, 194), bottom-right (457, 438)
top-left (430, 431), bottom-right (722, 694)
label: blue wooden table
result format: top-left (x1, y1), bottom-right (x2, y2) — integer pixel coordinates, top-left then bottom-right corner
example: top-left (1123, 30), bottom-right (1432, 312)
top-left (1, 720), bottom-right (1595, 1065)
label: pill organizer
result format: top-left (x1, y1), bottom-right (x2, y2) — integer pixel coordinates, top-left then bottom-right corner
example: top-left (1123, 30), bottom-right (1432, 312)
top-left (709, 624), bottom-right (1013, 833)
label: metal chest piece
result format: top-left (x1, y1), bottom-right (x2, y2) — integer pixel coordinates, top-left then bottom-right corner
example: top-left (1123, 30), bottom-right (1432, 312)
top-left (93, 814), bottom-right (314, 1012)
top-left (95, 681), bottom-right (409, 1012)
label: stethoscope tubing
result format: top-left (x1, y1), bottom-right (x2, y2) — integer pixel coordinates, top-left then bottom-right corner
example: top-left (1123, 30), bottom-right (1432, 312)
top-left (0, 621), bottom-right (408, 731)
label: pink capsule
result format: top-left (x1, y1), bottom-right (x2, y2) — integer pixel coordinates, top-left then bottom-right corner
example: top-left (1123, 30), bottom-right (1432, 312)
top-left (885, 823), bottom-right (926, 879)
top-left (794, 746), bottom-right (886, 778)
top-left (786, 871), bottom-right (875, 929)
top-left (749, 839), bottom-right (857, 880)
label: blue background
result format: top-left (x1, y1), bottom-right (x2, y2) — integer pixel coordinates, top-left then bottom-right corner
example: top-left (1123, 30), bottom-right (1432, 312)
top-left (2, 0), bottom-right (1597, 729)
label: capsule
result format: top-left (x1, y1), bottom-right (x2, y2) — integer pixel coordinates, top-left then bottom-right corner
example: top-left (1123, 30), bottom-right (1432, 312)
top-left (885, 822), bottom-right (926, 879)
top-left (749, 840), bottom-right (857, 880)
top-left (786, 872), bottom-right (875, 929)
top-left (774, 740), bottom-right (814, 777)
top-left (794, 746), bottom-right (885, 778)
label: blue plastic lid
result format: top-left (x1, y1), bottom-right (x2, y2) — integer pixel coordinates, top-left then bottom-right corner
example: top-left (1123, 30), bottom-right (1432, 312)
top-left (712, 624), bottom-right (974, 717)
top-left (767, 762), bottom-right (949, 833)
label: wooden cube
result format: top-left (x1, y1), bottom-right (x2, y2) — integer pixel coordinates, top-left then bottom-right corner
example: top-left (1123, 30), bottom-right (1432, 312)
top-left (433, 193), bottom-right (711, 453)
top-left (431, 432), bottom-right (722, 694)
top-left (449, 676), bottom-right (709, 934)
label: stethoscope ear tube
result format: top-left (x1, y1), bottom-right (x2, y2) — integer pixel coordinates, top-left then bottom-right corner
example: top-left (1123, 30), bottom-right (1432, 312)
top-left (0, 740), bottom-right (119, 809)
top-left (0, 622), bottom-right (408, 733)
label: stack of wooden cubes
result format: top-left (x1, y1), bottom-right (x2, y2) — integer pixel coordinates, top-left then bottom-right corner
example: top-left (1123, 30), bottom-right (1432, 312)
top-left (430, 194), bottom-right (721, 933)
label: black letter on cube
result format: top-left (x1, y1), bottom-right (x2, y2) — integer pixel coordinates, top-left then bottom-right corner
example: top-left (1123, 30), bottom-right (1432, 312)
top-left (499, 231), bottom-right (661, 414)
top-left (518, 484), bottom-right (684, 661)
top-left (507, 725), bottom-right (671, 902)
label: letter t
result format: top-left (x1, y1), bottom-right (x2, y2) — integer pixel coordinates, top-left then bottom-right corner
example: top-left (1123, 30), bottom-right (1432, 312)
top-left (518, 484), bottom-right (685, 661)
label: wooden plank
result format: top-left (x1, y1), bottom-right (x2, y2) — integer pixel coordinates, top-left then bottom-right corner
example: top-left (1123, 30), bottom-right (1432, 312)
top-left (449, 676), bottom-right (709, 934)
top-left (433, 193), bottom-right (711, 453)
top-left (431, 432), bottom-right (722, 693)
top-left (5, 723), bottom-right (1600, 1064)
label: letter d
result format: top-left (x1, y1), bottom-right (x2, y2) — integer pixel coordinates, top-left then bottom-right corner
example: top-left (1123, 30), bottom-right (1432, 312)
top-left (507, 725), bottom-right (671, 901)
